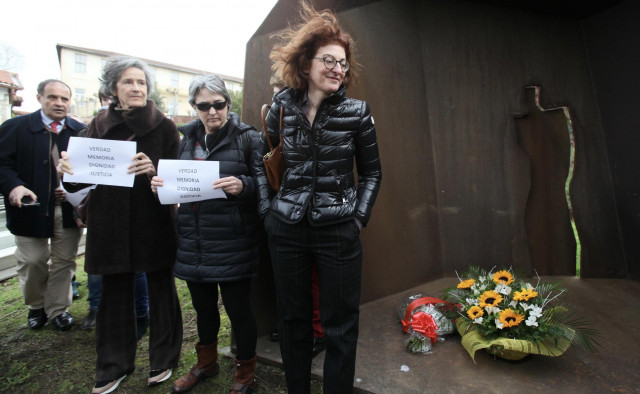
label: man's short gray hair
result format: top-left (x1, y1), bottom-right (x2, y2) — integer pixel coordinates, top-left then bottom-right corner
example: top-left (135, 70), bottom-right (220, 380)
top-left (37, 79), bottom-right (71, 96)
top-left (188, 74), bottom-right (231, 109)
top-left (100, 56), bottom-right (154, 103)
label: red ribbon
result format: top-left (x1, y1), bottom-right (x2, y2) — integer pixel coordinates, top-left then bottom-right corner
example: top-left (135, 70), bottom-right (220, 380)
top-left (402, 311), bottom-right (439, 344)
top-left (401, 297), bottom-right (453, 344)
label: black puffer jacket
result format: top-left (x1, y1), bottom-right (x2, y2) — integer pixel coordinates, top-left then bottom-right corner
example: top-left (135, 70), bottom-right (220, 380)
top-left (256, 85), bottom-right (382, 226)
top-left (174, 113), bottom-right (262, 283)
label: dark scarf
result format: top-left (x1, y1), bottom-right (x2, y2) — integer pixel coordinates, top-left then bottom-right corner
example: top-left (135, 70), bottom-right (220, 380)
top-left (92, 100), bottom-right (166, 139)
top-left (200, 120), bottom-right (230, 154)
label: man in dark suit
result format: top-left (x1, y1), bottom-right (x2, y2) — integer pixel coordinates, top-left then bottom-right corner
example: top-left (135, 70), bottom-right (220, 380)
top-left (0, 79), bottom-right (85, 331)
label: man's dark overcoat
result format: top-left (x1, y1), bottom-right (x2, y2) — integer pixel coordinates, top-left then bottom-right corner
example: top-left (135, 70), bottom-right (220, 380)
top-left (0, 110), bottom-right (85, 237)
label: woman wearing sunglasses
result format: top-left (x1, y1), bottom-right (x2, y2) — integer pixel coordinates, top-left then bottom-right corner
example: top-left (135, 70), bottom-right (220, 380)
top-left (151, 74), bottom-right (261, 394)
top-left (257, 1), bottom-right (382, 392)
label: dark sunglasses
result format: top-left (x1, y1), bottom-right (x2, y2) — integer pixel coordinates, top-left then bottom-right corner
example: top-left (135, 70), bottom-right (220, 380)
top-left (195, 101), bottom-right (227, 112)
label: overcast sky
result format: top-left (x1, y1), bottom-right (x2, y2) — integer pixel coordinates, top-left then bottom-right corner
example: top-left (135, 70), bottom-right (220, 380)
top-left (2, 0), bottom-right (278, 112)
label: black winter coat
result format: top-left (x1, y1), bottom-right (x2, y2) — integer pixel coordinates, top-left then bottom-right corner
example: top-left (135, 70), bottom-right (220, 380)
top-left (256, 85), bottom-right (382, 226)
top-left (173, 113), bottom-right (262, 283)
top-left (0, 110), bottom-right (85, 237)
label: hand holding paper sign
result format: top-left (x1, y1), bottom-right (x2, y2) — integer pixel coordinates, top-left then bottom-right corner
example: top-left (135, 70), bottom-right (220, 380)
top-left (214, 176), bottom-right (244, 196)
top-left (128, 152), bottom-right (156, 177)
top-left (155, 159), bottom-right (227, 204)
top-left (61, 137), bottom-right (137, 187)
top-left (152, 175), bottom-right (243, 197)
top-left (57, 151), bottom-right (74, 175)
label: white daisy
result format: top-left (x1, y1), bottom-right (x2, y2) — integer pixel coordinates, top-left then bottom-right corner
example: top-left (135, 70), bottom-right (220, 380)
top-left (496, 283), bottom-right (512, 296)
top-left (525, 315), bottom-right (538, 327)
top-left (484, 306), bottom-right (501, 315)
top-left (529, 305), bottom-right (543, 318)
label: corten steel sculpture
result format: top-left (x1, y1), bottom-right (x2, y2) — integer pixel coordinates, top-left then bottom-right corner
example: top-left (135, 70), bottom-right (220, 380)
top-left (243, 0), bottom-right (630, 326)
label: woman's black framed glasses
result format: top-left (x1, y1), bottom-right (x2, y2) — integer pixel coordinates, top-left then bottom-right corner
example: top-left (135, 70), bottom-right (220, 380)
top-left (313, 55), bottom-right (350, 72)
top-left (195, 101), bottom-right (227, 112)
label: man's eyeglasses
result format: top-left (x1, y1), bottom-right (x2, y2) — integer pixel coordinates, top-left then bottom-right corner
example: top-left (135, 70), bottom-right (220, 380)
top-left (195, 101), bottom-right (227, 112)
top-left (313, 55), bottom-right (350, 72)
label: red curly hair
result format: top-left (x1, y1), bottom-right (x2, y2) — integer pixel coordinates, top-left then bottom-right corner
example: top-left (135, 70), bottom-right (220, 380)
top-left (270, 0), bottom-right (359, 91)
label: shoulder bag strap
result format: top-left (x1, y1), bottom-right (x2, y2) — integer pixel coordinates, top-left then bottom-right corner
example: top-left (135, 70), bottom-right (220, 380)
top-left (261, 104), bottom-right (284, 151)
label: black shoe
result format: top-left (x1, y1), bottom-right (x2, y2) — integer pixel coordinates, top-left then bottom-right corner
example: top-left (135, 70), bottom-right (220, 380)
top-left (312, 336), bottom-right (327, 358)
top-left (81, 309), bottom-right (97, 330)
top-left (269, 329), bottom-right (279, 342)
top-left (27, 308), bottom-right (47, 330)
top-left (52, 312), bottom-right (74, 331)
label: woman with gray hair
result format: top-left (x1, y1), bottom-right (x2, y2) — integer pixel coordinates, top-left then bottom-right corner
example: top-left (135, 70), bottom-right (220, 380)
top-left (59, 56), bottom-right (182, 393)
top-left (151, 74), bottom-right (261, 394)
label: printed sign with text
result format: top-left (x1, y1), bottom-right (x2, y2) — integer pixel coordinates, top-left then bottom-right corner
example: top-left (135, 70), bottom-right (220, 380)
top-left (156, 159), bottom-right (226, 204)
top-left (63, 137), bottom-right (137, 187)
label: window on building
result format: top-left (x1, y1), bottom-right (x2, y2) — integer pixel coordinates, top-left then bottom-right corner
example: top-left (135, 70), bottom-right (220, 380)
top-left (168, 101), bottom-right (177, 116)
top-left (75, 54), bottom-right (86, 73)
top-left (171, 72), bottom-right (179, 89)
top-left (75, 88), bottom-right (85, 101)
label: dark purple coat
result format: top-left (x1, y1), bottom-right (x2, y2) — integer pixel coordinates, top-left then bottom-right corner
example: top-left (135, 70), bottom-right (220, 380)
top-left (68, 101), bottom-right (179, 275)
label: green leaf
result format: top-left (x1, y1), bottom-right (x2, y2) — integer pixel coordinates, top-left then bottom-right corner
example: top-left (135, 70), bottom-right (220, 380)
top-left (456, 319), bottom-right (573, 362)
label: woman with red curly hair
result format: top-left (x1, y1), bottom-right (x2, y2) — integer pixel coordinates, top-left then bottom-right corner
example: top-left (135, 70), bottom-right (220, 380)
top-left (256, 2), bottom-right (382, 392)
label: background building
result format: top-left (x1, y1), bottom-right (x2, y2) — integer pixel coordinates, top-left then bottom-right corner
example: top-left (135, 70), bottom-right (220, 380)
top-left (0, 70), bottom-right (23, 124)
top-left (0, 70), bottom-right (23, 278)
top-left (56, 44), bottom-right (243, 120)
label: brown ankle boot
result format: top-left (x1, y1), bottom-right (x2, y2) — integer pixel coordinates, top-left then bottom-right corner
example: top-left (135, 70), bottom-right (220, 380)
top-left (172, 342), bottom-right (219, 393)
top-left (229, 355), bottom-right (256, 393)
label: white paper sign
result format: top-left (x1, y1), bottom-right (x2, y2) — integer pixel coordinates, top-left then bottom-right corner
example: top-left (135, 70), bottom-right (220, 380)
top-left (63, 137), bottom-right (137, 187)
top-left (63, 185), bottom-right (97, 207)
top-left (156, 159), bottom-right (226, 204)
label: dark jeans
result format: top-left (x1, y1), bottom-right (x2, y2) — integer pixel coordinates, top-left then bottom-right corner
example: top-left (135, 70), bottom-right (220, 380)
top-left (88, 273), bottom-right (149, 317)
top-left (186, 279), bottom-right (257, 361)
top-left (265, 214), bottom-right (362, 394)
top-left (95, 269), bottom-right (182, 380)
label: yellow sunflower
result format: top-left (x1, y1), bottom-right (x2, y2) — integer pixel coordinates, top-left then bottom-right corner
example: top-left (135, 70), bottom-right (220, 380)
top-left (457, 279), bottom-right (476, 289)
top-left (498, 308), bottom-right (525, 327)
top-left (492, 270), bottom-right (514, 285)
top-left (478, 290), bottom-right (503, 308)
top-left (467, 306), bottom-right (484, 319)
top-left (513, 287), bottom-right (539, 301)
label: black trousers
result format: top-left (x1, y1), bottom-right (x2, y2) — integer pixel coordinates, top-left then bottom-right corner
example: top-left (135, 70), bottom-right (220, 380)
top-left (265, 214), bottom-right (362, 394)
top-left (186, 279), bottom-right (257, 360)
top-left (95, 269), bottom-right (183, 381)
